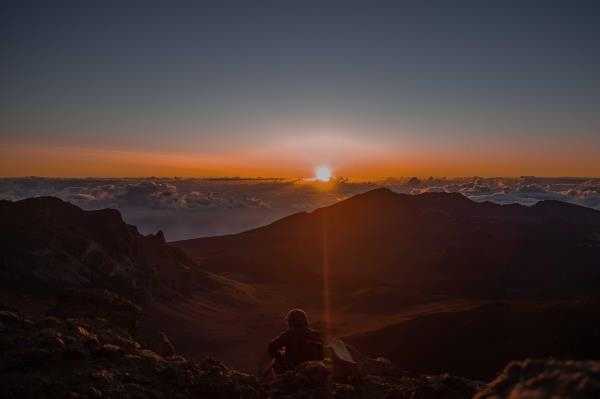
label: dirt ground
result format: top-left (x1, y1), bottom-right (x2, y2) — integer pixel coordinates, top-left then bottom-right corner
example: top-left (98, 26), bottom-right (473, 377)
top-left (140, 282), bottom-right (488, 373)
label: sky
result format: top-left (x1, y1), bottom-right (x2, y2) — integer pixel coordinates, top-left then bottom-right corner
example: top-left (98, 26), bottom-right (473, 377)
top-left (2, 1), bottom-right (600, 178)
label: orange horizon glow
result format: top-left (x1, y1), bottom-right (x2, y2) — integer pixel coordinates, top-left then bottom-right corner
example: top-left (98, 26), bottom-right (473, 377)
top-left (1, 134), bottom-right (600, 179)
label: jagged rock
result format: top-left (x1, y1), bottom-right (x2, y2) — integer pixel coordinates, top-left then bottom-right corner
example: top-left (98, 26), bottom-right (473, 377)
top-left (297, 361), bottom-right (332, 386)
top-left (137, 348), bottom-right (166, 369)
top-left (157, 331), bottom-right (176, 357)
top-left (0, 310), bottom-right (22, 327)
top-left (50, 288), bottom-right (142, 334)
top-left (0, 307), bottom-right (262, 399)
top-left (363, 357), bottom-right (396, 377)
top-left (0, 197), bottom-right (198, 302)
top-left (75, 325), bottom-right (98, 342)
top-left (154, 230), bottom-right (166, 244)
top-left (267, 359), bottom-right (483, 399)
top-left (89, 386), bottom-right (103, 398)
top-left (95, 344), bottom-right (124, 359)
top-left (401, 374), bottom-right (484, 399)
top-left (475, 358), bottom-right (600, 399)
top-left (191, 357), bottom-right (261, 398)
top-left (267, 361), bottom-right (331, 398)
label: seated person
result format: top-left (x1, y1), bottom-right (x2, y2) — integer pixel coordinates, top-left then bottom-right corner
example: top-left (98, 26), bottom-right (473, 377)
top-left (268, 308), bottom-right (324, 373)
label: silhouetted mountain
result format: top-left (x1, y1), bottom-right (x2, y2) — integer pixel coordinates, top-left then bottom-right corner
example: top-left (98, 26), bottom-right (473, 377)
top-left (475, 358), bottom-right (600, 398)
top-left (0, 196), bottom-right (264, 373)
top-left (0, 197), bottom-right (198, 301)
top-left (175, 189), bottom-right (600, 308)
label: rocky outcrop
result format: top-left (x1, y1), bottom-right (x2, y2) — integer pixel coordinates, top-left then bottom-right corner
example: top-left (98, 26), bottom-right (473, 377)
top-left (48, 289), bottom-right (142, 334)
top-left (6, 302), bottom-right (600, 398)
top-left (0, 303), bottom-right (486, 399)
top-left (476, 359), bottom-right (600, 399)
top-left (0, 306), bottom-right (261, 399)
top-left (269, 359), bottom-right (483, 398)
top-left (0, 197), bottom-right (197, 301)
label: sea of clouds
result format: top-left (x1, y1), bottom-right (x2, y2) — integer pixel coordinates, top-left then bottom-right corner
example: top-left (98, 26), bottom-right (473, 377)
top-left (1, 176), bottom-right (599, 241)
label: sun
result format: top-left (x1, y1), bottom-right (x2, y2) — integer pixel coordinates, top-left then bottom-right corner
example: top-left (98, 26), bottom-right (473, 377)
top-left (314, 166), bottom-right (332, 182)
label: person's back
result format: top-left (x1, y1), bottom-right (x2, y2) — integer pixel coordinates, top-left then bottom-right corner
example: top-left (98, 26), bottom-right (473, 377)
top-left (268, 309), bottom-right (324, 373)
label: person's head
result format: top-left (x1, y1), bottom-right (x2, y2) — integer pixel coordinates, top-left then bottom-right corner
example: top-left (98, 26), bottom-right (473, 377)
top-left (286, 308), bottom-right (308, 329)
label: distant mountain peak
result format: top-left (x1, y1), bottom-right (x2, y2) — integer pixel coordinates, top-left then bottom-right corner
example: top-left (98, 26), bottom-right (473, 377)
top-left (174, 187), bottom-right (600, 301)
top-left (357, 187), bottom-right (397, 198)
top-left (344, 188), bottom-right (470, 209)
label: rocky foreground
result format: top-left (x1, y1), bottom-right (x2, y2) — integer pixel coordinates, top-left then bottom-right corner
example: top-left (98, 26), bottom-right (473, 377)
top-left (2, 291), bottom-right (598, 398)
top-left (475, 358), bottom-right (600, 399)
top-left (0, 289), bottom-right (485, 399)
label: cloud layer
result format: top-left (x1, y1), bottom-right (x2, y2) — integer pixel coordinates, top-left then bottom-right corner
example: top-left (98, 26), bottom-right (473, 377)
top-left (2, 177), bottom-right (599, 241)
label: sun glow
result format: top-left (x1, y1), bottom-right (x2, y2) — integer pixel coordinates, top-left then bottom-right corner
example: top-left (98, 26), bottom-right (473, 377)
top-left (315, 166), bottom-right (332, 182)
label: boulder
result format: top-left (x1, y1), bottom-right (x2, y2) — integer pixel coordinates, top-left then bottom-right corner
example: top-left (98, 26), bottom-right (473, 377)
top-left (0, 307), bottom-right (262, 399)
top-left (476, 358), bottom-right (600, 399)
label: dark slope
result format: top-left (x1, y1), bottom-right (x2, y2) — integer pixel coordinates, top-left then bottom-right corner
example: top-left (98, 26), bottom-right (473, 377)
top-left (1, 196), bottom-right (218, 301)
top-left (174, 188), bottom-right (600, 307)
top-left (0, 196), bottom-right (260, 369)
top-left (345, 300), bottom-right (600, 381)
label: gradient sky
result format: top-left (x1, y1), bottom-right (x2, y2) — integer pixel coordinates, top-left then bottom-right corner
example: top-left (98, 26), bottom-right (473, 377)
top-left (2, 1), bottom-right (600, 178)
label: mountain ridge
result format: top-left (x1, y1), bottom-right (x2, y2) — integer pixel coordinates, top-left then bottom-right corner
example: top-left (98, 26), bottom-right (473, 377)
top-left (174, 188), bottom-right (600, 307)
top-left (1, 196), bottom-right (203, 302)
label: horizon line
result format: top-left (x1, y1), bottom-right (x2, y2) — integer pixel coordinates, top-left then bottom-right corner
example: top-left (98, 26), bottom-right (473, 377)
top-left (1, 175), bottom-right (600, 181)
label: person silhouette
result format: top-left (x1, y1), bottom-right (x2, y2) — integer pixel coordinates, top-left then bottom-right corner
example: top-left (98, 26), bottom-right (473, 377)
top-left (267, 309), bottom-right (324, 374)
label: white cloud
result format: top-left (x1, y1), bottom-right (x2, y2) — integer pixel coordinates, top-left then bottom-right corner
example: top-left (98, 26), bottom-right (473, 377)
top-left (1, 177), bottom-right (599, 240)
